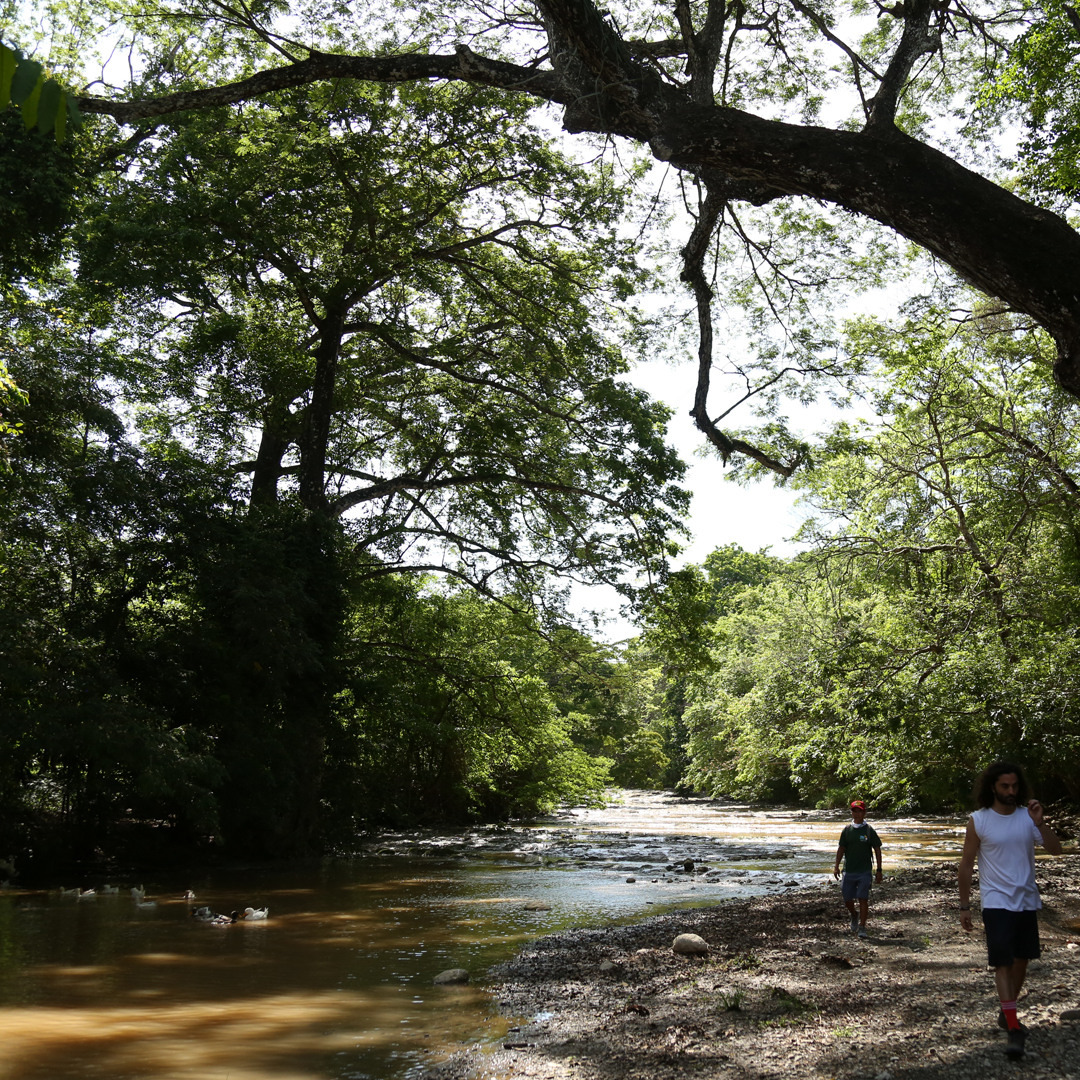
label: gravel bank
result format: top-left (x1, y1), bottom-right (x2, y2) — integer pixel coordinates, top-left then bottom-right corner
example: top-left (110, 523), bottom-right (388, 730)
top-left (431, 857), bottom-right (1080, 1080)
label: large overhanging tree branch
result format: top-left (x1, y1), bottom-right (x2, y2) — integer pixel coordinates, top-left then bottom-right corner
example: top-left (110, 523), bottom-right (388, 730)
top-left (74, 0), bottom-right (1080, 404)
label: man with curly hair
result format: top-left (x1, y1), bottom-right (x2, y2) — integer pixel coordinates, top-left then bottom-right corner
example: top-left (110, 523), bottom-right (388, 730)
top-left (958, 761), bottom-right (1062, 1060)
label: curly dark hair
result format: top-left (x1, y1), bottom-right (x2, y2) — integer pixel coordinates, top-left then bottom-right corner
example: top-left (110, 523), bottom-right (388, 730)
top-left (974, 761), bottom-right (1030, 809)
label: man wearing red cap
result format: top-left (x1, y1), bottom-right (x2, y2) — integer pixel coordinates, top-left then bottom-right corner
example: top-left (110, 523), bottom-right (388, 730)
top-left (833, 799), bottom-right (882, 939)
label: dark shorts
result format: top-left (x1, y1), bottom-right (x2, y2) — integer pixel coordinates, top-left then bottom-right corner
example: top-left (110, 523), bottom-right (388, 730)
top-left (841, 871), bottom-right (873, 901)
top-left (982, 908), bottom-right (1041, 968)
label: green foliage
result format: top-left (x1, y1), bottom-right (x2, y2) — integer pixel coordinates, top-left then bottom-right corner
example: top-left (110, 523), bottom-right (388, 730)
top-left (982, 1), bottom-right (1080, 207)
top-left (76, 79), bottom-right (685, 598)
top-left (0, 40), bottom-right (82, 140)
top-left (0, 287), bottom-right (236, 856)
top-left (0, 109), bottom-right (82, 281)
top-left (325, 586), bottom-right (613, 830)
top-left (0, 71), bottom-right (686, 858)
top-left (681, 308), bottom-right (1080, 808)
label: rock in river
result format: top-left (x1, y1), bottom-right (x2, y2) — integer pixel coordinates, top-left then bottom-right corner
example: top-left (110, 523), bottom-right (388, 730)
top-left (433, 968), bottom-right (470, 985)
top-left (672, 933), bottom-right (709, 956)
top-left (523, 900), bottom-right (551, 911)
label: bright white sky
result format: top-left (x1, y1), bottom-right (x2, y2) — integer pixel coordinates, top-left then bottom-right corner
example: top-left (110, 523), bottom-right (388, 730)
top-left (572, 350), bottom-right (809, 643)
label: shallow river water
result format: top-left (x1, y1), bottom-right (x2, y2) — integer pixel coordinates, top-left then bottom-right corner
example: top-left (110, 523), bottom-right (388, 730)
top-left (0, 792), bottom-right (968, 1080)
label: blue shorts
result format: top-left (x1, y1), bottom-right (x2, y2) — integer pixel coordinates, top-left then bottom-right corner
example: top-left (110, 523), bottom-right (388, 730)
top-left (841, 871), bottom-right (873, 901)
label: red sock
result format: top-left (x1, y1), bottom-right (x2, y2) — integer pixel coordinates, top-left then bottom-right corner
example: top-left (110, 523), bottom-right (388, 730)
top-left (1001, 1000), bottom-right (1020, 1031)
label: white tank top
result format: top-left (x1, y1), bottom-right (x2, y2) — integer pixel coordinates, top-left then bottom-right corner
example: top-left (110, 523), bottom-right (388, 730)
top-left (971, 806), bottom-right (1042, 911)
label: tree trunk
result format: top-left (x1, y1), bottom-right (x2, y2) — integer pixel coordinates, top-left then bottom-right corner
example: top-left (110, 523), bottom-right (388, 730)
top-left (298, 307), bottom-right (346, 512)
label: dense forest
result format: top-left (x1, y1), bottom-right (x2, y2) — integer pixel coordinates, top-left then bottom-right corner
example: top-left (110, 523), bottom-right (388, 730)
top-left (2, 0), bottom-right (1080, 865)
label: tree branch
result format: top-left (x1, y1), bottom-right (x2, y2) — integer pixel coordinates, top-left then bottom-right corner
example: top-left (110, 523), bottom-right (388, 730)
top-left (681, 175), bottom-right (800, 478)
top-left (866, 0), bottom-right (940, 130)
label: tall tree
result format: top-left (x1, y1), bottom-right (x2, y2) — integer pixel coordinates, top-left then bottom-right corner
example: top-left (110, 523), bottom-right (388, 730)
top-left (79, 79), bottom-right (685, 602)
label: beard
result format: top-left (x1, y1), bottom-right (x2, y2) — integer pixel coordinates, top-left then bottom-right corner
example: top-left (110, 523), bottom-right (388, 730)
top-left (995, 792), bottom-right (1017, 806)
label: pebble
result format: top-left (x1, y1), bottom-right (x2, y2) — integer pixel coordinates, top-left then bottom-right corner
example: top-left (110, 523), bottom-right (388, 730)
top-left (1060, 1008), bottom-right (1080, 1020)
top-left (523, 900), bottom-right (552, 910)
top-left (626, 877), bottom-right (636, 883)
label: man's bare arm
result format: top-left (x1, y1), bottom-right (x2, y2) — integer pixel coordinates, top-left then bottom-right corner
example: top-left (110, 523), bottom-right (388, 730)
top-left (1028, 799), bottom-right (1063, 856)
top-left (958, 818), bottom-right (979, 932)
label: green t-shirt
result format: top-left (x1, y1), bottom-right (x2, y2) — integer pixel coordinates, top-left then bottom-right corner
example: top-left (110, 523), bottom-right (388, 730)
top-left (839, 823), bottom-right (881, 873)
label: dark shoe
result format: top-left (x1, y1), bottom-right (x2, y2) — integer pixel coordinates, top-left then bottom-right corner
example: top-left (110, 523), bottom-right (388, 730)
top-left (849, 913), bottom-right (859, 933)
top-left (998, 1011), bottom-right (1028, 1033)
top-left (1005, 1027), bottom-right (1026, 1060)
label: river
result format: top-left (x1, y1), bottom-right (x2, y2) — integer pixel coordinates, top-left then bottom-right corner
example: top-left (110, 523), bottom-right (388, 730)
top-left (0, 792), bottom-right (967, 1080)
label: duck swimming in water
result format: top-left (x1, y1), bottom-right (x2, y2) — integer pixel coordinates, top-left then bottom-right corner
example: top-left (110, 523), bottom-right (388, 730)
top-left (192, 907), bottom-right (237, 925)
top-left (242, 907), bottom-right (269, 920)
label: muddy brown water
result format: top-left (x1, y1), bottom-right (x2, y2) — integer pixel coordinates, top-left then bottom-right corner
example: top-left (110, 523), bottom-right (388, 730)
top-left (0, 792), bottom-right (969, 1080)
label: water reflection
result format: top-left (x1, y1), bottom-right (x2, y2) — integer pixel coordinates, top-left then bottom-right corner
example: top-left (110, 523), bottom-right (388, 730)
top-left (0, 793), bottom-right (970, 1080)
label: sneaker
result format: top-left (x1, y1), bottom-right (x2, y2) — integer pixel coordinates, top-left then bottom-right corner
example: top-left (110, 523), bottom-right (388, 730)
top-left (858, 926), bottom-right (868, 939)
top-left (1005, 1027), bottom-right (1026, 1059)
top-left (850, 913), bottom-right (859, 932)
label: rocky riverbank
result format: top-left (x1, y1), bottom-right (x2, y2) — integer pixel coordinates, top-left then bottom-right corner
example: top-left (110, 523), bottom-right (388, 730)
top-left (432, 857), bottom-right (1080, 1080)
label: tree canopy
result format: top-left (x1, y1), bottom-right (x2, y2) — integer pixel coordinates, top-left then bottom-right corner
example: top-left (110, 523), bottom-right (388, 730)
top-left (44, 0), bottom-right (1080, 471)
top-left (5, 0), bottom-right (1080, 862)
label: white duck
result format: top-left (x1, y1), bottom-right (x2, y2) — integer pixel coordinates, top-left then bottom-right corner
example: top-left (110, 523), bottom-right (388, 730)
top-left (77, 888), bottom-right (96, 899)
top-left (131, 885), bottom-right (145, 901)
top-left (100, 884), bottom-right (119, 894)
top-left (58, 886), bottom-right (79, 896)
top-left (242, 906), bottom-right (269, 920)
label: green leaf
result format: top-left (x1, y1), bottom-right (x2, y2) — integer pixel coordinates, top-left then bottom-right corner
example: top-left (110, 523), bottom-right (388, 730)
top-left (54, 89), bottom-right (67, 141)
top-left (0, 43), bottom-right (19, 110)
top-left (19, 77), bottom-right (43, 130)
top-left (36, 79), bottom-right (61, 136)
top-left (9, 56), bottom-right (42, 106)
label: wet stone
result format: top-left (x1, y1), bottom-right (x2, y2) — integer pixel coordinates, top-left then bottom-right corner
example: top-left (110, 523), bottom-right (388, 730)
top-left (433, 968), bottom-right (470, 985)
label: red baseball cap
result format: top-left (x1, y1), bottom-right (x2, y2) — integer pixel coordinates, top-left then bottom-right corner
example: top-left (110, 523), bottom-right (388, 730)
top-left (850, 800), bottom-right (866, 810)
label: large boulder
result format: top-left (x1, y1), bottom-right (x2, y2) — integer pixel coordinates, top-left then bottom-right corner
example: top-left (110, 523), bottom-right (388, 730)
top-left (672, 933), bottom-right (709, 956)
